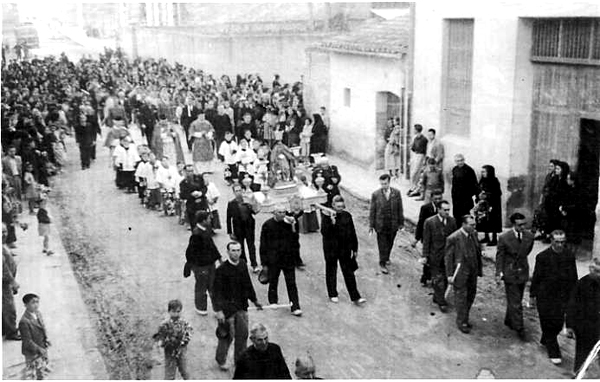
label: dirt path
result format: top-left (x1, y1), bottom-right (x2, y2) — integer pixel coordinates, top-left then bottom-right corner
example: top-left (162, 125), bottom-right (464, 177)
top-left (52, 136), bottom-right (577, 379)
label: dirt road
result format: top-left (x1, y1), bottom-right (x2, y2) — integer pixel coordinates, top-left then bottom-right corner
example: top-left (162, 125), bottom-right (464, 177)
top-left (52, 136), bottom-right (577, 379)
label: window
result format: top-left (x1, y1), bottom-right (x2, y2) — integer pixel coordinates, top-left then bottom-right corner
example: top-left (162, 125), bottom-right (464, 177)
top-left (442, 19), bottom-right (474, 137)
top-left (343, 88), bottom-right (351, 107)
top-left (532, 18), bottom-right (600, 65)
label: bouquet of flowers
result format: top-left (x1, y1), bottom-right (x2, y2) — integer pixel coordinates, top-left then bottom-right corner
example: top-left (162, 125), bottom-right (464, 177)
top-left (154, 319), bottom-right (193, 359)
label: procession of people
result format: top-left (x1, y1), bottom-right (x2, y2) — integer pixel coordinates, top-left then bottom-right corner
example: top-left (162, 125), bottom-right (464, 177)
top-left (2, 45), bottom-right (599, 380)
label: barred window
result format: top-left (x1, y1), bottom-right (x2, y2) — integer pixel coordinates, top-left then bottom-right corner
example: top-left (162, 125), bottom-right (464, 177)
top-left (532, 18), bottom-right (600, 65)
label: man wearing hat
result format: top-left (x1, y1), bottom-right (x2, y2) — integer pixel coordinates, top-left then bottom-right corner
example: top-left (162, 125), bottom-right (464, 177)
top-left (259, 205), bottom-right (303, 316)
top-left (213, 241), bottom-right (262, 371)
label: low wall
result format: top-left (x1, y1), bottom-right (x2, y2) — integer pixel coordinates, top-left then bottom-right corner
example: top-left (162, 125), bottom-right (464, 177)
top-left (123, 26), bottom-right (334, 82)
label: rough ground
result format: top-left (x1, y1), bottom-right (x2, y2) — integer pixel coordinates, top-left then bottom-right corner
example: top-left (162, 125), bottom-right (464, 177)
top-left (51, 136), bottom-right (589, 379)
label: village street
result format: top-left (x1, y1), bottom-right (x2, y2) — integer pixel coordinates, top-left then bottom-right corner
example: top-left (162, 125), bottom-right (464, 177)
top-left (45, 132), bottom-right (576, 379)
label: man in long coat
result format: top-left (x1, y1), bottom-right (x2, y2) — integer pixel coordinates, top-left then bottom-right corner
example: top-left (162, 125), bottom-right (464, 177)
top-left (450, 154), bottom-right (479, 222)
top-left (259, 205), bottom-right (302, 316)
top-left (530, 230), bottom-right (578, 365)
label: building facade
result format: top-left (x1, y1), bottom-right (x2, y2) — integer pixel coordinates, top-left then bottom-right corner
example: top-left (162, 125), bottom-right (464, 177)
top-left (412, 2), bottom-right (600, 239)
top-left (306, 16), bottom-right (409, 168)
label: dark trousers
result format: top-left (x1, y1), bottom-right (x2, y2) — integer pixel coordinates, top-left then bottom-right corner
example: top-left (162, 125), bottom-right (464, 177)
top-left (215, 310), bottom-right (248, 366)
top-left (325, 255), bottom-right (361, 301)
top-left (504, 282), bottom-right (526, 331)
top-left (420, 263), bottom-right (432, 284)
top-left (573, 327), bottom-right (599, 372)
top-left (268, 265), bottom-right (300, 311)
top-left (537, 301), bottom-right (567, 359)
top-left (91, 143), bottom-right (97, 160)
top-left (191, 264), bottom-right (215, 311)
top-left (454, 270), bottom-right (478, 327)
top-left (2, 286), bottom-right (18, 336)
top-left (6, 224), bottom-right (16, 245)
top-left (376, 231), bottom-right (397, 266)
top-left (237, 225), bottom-right (257, 267)
top-left (430, 265), bottom-right (448, 306)
top-left (79, 144), bottom-right (92, 168)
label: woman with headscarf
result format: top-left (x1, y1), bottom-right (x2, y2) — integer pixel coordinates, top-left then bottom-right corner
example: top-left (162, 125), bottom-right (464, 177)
top-left (544, 161), bottom-right (569, 241)
top-left (310, 113), bottom-right (328, 155)
top-left (560, 172), bottom-right (583, 247)
top-left (478, 165), bottom-right (502, 246)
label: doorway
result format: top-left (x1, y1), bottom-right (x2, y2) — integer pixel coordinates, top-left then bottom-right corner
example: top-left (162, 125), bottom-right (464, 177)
top-left (576, 118), bottom-right (600, 240)
top-left (375, 91), bottom-right (401, 170)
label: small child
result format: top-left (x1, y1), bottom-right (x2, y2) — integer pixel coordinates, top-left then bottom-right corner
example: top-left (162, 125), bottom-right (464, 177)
top-left (19, 293), bottom-right (51, 380)
top-left (300, 118), bottom-right (313, 163)
top-left (37, 195), bottom-right (53, 256)
top-left (23, 163), bottom-right (39, 214)
top-left (153, 300), bottom-right (193, 380)
top-left (218, 131), bottom-right (239, 185)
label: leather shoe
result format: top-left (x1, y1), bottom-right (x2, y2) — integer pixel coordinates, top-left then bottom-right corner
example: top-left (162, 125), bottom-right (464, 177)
top-left (439, 304), bottom-right (448, 313)
top-left (380, 266), bottom-right (389, 274)
top-left (466, 322), bottom-right (473, 329)
top-left (458, 324), bottom-right (471, 334)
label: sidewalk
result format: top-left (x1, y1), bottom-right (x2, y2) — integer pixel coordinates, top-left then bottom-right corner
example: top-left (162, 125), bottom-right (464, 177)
top-left (2, 206), bottom-right (107, 379)
top-left (327, 154), bottom-right (591, 277)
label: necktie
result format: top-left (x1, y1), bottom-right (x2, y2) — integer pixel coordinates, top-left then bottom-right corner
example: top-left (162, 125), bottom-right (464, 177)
top-left (518, 233), bottom-right (522, 243)
top-left (442, 218), bottom-right (446, 226)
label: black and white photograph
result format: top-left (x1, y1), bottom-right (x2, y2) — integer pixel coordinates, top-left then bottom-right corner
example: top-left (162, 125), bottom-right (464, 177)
top-left (1, 0), bottom-right (600, 379)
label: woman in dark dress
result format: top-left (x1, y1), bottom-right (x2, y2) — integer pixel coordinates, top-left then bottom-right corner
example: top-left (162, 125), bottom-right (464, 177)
top-left (478, 165), bottom-right (502, 246)
top-left (544, 161), bottom-right (569, 241)
top-left (310, 113), bottom-right (328, 155)
top-left (560, 172), bottom-right (583, 247)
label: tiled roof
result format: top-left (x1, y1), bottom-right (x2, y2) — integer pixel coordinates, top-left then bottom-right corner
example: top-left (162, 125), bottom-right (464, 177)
top-left (318, 15), bottom-right (410, 57)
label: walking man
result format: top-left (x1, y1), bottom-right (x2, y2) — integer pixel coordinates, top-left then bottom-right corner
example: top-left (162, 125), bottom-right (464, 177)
top-left (530, 230), bottom-right (578, 365)
top-left (421, 200), bottom-right (456, 313)
top-left (369, 174), bottom-right (404, 275)
top-left (445, 215), bottom-right (483, 333)
top-left (233, 323), bottom-right (291, 380)
top-left (321, 195), bottom-right (366, 305)
top-left (566, 257), bottom-right (600, 374)
top-left (185, 211), bottom-right (222, 315)
top-left (450, 154), bottom-right (479, 222)
top-left (213, 241), bottom-right (263, 371)
top-left (259, 205), bottom-right (302, 316)
top-left (495, 212), bottom-right (534, 340)
top-left (414, 191), bottom-right (444, 286)
top-left (227, 184), bottom-right (259, 272)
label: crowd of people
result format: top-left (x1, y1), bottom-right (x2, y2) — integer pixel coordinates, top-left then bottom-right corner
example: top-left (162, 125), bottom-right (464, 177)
top-left (2, 46), bottom-right (599, 379)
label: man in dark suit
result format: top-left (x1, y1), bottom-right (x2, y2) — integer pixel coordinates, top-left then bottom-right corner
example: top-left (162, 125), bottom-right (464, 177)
top-left (414, 191), bottom-right (444, 286)
top-left (233, 323), bottom-right (291, 379)
top-left (138, 99), bottom-right (157, 149)
top-left (321, 195), bottom-right (365, 304)
top-left (185, 211), bottom-right (222, 315)
top-left (421, 200), bottom-right (457, 312)
top-left (259, 205), bottom-right (302, 316)
top-left (179, 97), bottom-right (200, 151)
top-left (227, 184), bottom-right (259, 272)
top-left (445, 215), bottom-right (483, 333)
top-left (566, 257), bottom-right (600, 374)
top-left (369, 173), bottom-right (404, 275)
top-left (19, 293), bottom-right (50, 380)
top-left (495, 212), bottom-right (534, 340)
top-left (530, 230), bottom-right (578, 365)
top-left (451, 154), bottom-right (479, 222)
